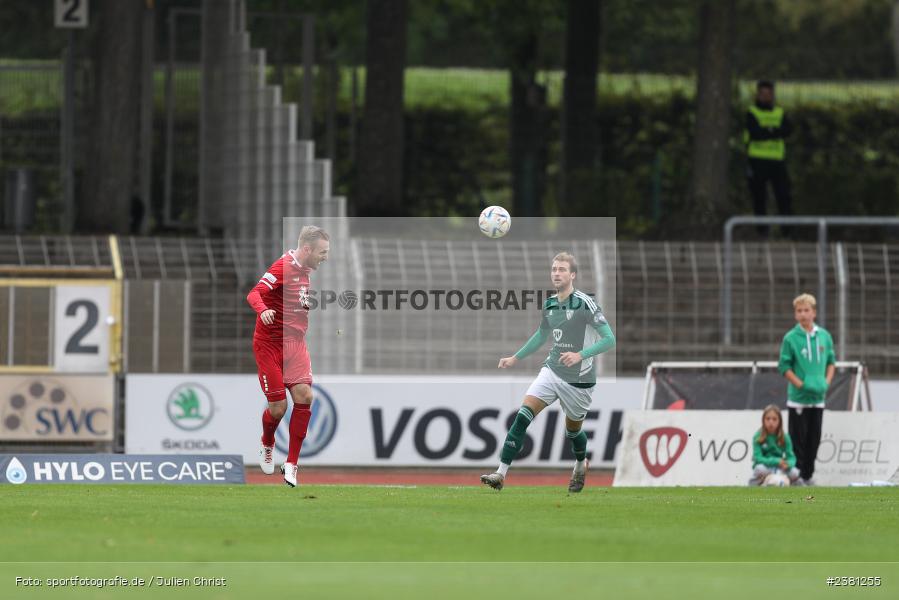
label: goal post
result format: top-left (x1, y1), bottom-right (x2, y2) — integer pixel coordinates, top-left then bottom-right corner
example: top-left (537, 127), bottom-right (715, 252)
top-left (642, 361), bottom-right (870, 412)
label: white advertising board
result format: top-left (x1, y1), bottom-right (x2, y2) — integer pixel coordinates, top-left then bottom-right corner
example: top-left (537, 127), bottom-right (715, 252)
top-left (613, 410), bottom-right (899, 487)
top-left (125, 375), bottom-right (644, 467)
top-left (869, 381), bottom-right (899, 412)
top-left (0, 373), bottom-right (114, 441)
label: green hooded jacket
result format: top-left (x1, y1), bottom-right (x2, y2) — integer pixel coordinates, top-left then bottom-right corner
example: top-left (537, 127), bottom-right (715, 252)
top-left (777, 324), bottom-right (835, 406)
top-left (752, 428), bottom-right (797, 469)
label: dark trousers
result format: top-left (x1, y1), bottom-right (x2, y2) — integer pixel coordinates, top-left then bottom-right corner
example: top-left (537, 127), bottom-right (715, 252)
top-left (788, 406), bottom-right (823, 481)
top-left (747, 158), bottom-right (792, 237)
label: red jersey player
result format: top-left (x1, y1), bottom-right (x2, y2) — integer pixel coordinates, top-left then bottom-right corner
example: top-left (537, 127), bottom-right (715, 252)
top-left (246, 225), bottom-right (329, 487)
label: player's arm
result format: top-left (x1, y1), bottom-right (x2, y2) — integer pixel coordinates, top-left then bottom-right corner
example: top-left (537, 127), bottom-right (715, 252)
top-left (559, 305), bottom-right (616, 367)
top-left (247, 262), bottom-right (282, 326)
top-left (579, 322), bottom-right (616, 359)
top-left (498, 315), bottom-right (550, 368)
top-left (777, 337), bottom-right (802, 388)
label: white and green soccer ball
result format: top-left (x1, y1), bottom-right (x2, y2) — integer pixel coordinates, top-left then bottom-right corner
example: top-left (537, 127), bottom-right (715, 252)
top-left (478, 205), bottom-right (511, 239)
top-left (763, 472), bottom-right (791, 487)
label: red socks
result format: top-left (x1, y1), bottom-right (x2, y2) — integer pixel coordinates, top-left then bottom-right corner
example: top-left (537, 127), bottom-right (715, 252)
top-left (261, 403), bottom-right (312, 463)
top-left (286, 404), bottom-right (312, 464)
top-left (261, 408), bottom-right (281, 447)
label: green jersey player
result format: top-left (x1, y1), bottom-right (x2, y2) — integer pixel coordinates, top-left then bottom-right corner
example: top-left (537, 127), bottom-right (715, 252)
top-left (481, 252), bottom-right (616, 492)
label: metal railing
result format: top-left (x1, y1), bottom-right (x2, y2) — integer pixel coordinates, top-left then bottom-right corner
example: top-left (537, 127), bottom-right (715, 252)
top-left (722, 216), bottom-right (899, 345)
top-left (3, 235), bottom-right (899, 376)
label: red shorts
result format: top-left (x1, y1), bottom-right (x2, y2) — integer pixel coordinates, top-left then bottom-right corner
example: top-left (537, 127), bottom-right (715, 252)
top-left (253, 337), bottom-right (312, 402)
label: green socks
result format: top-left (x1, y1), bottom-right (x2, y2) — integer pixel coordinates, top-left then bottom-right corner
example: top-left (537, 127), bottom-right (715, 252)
top-left (566, 428), bottom-right (588, 462)
top-left (499, 406), bottom-right (535, 465)
top-left (498, 409), bottom-right (587, 468)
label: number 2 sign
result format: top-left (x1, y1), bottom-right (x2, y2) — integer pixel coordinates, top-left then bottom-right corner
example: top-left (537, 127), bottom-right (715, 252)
top-left (54, 285), bottom-right (111, 372)
top-left (55, 0), bottom-right (89, 29)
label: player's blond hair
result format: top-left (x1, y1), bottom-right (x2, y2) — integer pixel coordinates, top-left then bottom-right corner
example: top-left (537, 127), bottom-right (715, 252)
top-left (793, 293), bottom-right (816, 310)
top-left (297, 226), bottom-right (330, 249)
top-left (552, 252), bottom-right (577, 274)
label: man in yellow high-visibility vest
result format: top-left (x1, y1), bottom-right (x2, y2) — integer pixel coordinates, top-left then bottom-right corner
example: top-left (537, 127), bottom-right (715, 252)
top-left (744, 80), bottom-right (793, 237)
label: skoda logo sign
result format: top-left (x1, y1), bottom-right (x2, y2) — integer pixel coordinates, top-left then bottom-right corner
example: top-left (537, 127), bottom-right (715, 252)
top-left (275, 384), bottom-right (338, 458)
top-left (166, 384), bottom-right (215, 431)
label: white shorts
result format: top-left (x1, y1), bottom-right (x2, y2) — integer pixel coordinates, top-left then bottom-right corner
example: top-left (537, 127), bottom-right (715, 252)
top-left (525, 367), bottom-right (594, 421)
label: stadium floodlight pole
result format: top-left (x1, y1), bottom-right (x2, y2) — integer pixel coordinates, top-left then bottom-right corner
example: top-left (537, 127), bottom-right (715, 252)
top-left (722, 216), bottom-right (899, 346)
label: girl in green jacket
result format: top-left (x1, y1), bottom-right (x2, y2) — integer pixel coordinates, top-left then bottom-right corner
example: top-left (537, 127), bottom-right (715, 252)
top-left (749, 404), bottom-right (800, 486)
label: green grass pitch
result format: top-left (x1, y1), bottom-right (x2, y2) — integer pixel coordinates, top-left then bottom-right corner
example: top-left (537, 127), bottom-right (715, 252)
top-left (1, 484), bottom-right (897, 599)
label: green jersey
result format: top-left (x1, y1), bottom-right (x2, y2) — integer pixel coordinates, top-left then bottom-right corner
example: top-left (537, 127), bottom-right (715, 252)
top-left (752, 428), bottom-right (797, 469)
top-left (514, 289), bottom-right (616, 385)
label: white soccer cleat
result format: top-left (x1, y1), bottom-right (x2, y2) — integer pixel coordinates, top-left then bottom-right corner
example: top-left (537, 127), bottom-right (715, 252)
top-left (568, 459), bottom-right (589, 493)
top-left (480, 471), bottom-right (505, 490)
top-left (280, 462), bottom-right (298, 487)
top-left (259, 445), bottom-right (275, 475)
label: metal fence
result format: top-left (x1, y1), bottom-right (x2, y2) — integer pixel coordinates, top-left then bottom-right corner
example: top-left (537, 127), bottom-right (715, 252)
top-left (0, 61), bottom-right (91, 232)
top-left (617, 240), bottom-right (899, 375)
top-left (2, 235), bottom-right (899, 377)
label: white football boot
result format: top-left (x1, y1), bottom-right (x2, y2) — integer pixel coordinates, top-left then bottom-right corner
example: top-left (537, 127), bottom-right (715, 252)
top-left (568, 459), bottom-right (589, 493)
top-left (480, 472), bottom-right (505, 490)
top-left (280, 462), bottom-right (298, 487)
top-left (259, 445), bottom-right (275, 475)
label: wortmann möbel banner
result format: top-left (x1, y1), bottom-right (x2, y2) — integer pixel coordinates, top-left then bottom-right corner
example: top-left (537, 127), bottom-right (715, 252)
top-left (613, 410), bottom-right (899, 486)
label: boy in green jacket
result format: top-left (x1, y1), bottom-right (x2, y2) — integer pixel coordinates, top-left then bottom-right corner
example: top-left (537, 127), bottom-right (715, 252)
top-left (777, 293), bottom-right (835, 486)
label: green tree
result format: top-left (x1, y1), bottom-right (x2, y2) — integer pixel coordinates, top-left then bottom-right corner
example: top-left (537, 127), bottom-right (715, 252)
top-left (892, 1), bottom-right (899, 75)
top-left (488, 1), bottom-right (564, 216)
top-left (356, 0), bottom-right (407, 216)
top-left (561, 0), bottom-right (602, 215)
top-left (688, 0), bottom-right (736, 233)
top-left (79, 0), bottom-right (144, 233)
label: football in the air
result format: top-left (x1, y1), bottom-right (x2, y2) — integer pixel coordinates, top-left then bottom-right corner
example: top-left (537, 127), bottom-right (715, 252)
top-left (478, 205), bottom-right (511, 238)
top-left (762, 472), bottom-right (791, 487)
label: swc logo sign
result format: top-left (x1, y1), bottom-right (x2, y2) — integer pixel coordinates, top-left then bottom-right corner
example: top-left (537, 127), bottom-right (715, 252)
top-left (639, 427), bottom-right (688, 477)
top-left (0, 377), bottom-right (112, 441)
